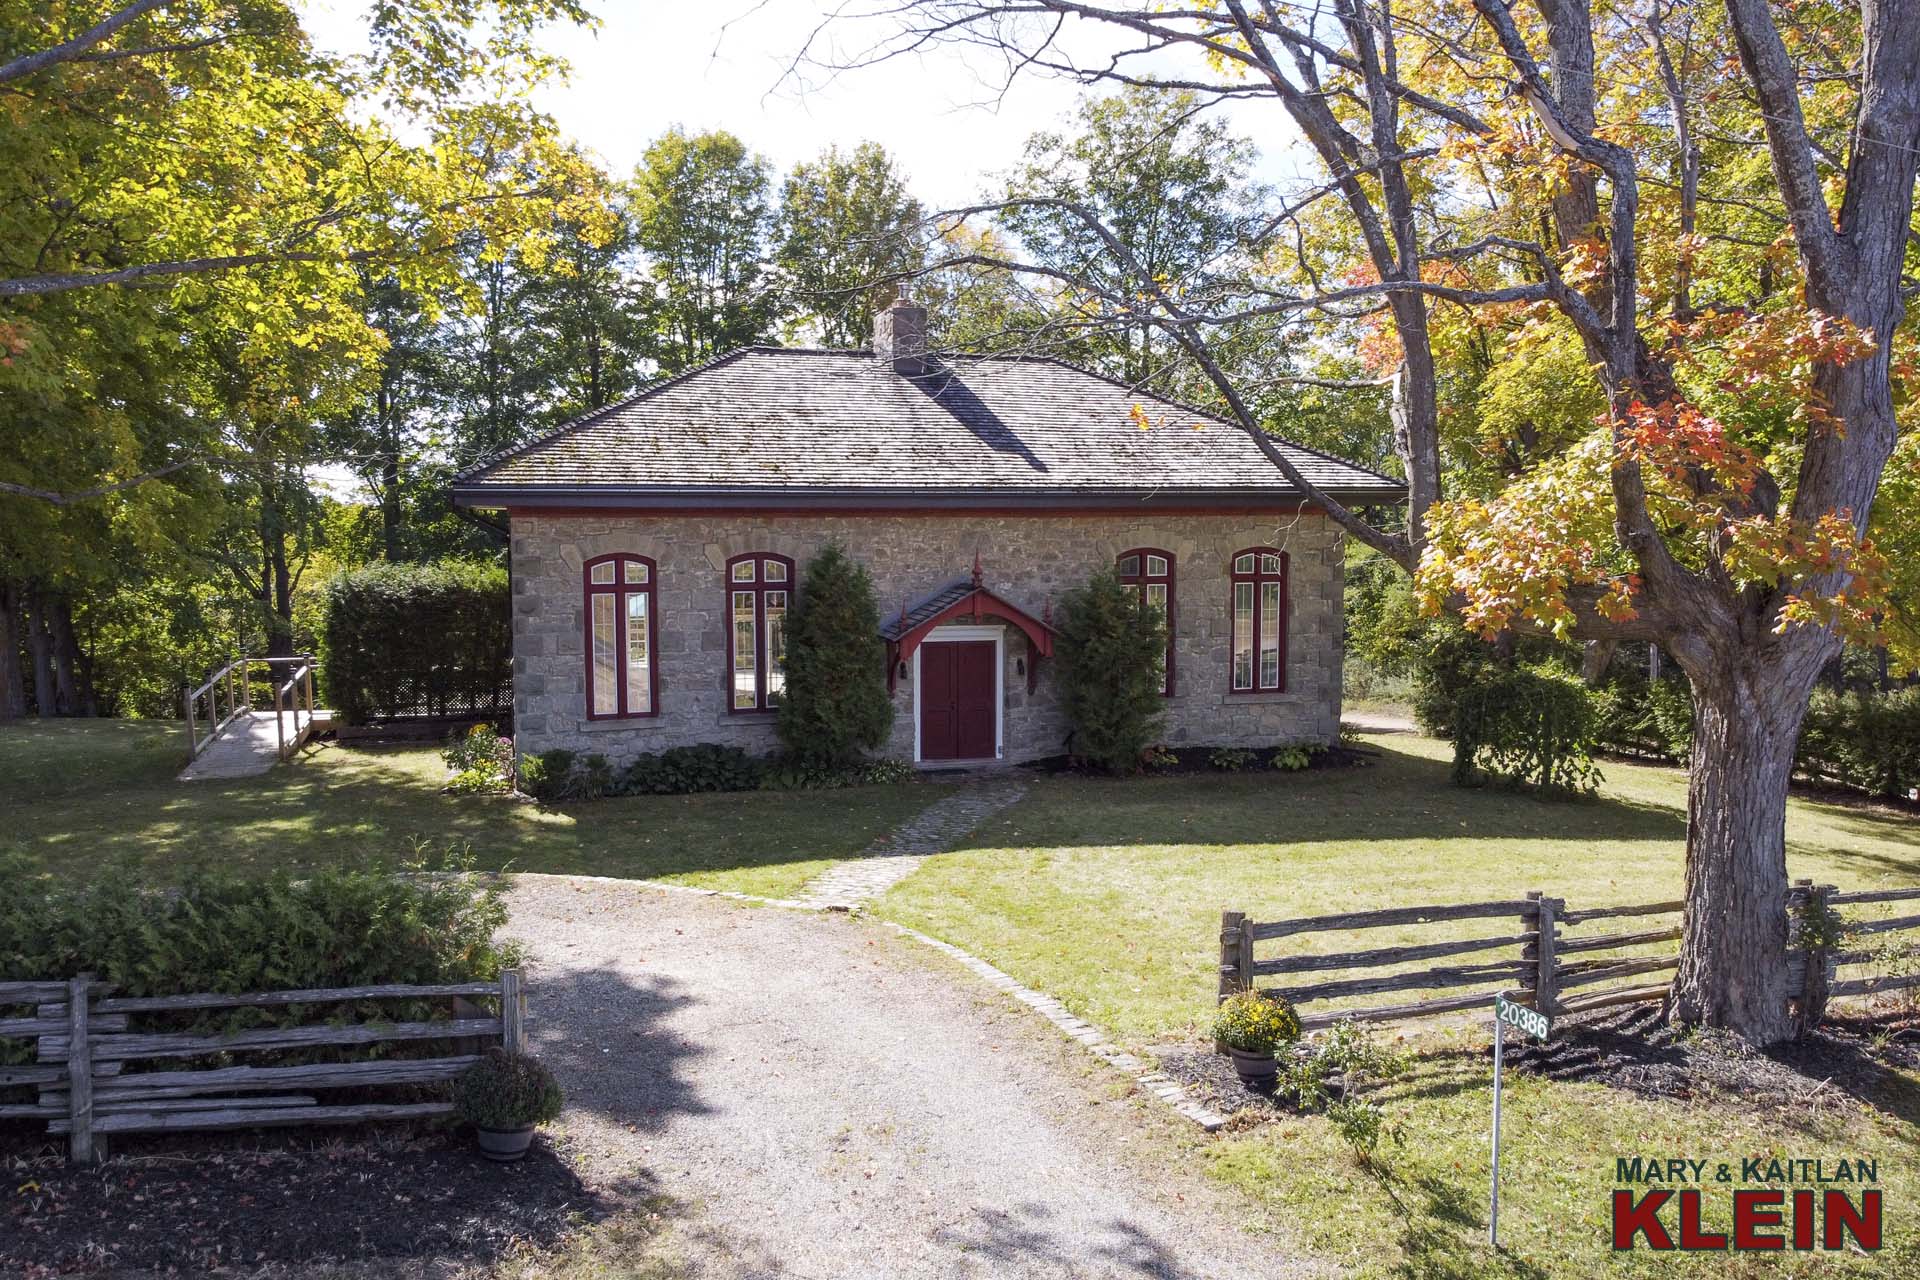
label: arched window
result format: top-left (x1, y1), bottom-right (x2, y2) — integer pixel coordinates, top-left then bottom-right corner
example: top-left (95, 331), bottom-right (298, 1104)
top-left (1229, 548), bottom-right (1288, 693)
top-left (585, 554), bottom-right (657, 719)
top-left (1117, 548), bottom-right (1176, 696)
top-left (726, 553), bottom-right (794, 712)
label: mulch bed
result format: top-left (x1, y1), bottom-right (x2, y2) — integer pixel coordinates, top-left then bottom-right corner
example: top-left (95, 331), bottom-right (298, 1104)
top-left (1155, 1005), bottom-right (1920, 1128)
top-left (0, 1124), bottom-right (604, 1276)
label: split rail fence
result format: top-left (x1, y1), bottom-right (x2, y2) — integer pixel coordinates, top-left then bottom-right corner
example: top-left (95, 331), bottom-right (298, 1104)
top-left (0, 971), bottom-right (526, 1163)
top-left (1218, 882), bottom-right (1920, 1032)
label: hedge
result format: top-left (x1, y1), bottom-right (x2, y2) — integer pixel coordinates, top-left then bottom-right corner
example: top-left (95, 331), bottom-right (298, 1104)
top-left (322, 560), bottom-right (511, 725)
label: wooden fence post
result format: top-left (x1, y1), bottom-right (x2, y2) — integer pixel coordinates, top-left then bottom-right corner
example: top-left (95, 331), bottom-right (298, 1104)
top-left (500, 970), bottom-right (527, 1054)
top-left (1521, 892), bottom-right (1562, 1014)
top-left (66, 974), bottom-right (94, 1165)
top-left (1219, 911), bottom-right (1254, 1001)
top-left (1790, 880), bottom-right (1835, 1034)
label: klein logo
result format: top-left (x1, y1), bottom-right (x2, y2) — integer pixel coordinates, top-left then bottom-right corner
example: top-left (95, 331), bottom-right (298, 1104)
top-left (1612, 1189), bottom-right (1881, 1252)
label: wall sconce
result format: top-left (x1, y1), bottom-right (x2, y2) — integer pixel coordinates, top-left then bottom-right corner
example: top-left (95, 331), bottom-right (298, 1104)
top-left (897, 660), bottom-right (909, 680)
top-left (1015, 656), bottom-right (1026, 678)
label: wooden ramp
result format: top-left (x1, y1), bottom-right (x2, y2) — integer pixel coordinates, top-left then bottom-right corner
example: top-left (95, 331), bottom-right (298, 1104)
top-left (178, 708), bottom-right (330, 781)
top-left (177, 656), bottom-right (327, 782)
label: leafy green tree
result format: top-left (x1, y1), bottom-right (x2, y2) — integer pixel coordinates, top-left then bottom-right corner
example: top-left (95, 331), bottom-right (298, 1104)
top-left (632, 128), bottom-right (780, 372)
top-left (1055, 571), bottom-right (1166, 773)
top-left (777, 545), bottom-right (893, 766)
top-left (775, 143), bottom-right (924, 347)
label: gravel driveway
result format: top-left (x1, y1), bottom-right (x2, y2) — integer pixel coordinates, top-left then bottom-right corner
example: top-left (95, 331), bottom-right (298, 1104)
top-left (506, 876), bottom-right (1317, 1280)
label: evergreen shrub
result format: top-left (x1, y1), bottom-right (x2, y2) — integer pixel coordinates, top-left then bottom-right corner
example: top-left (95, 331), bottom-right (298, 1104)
top-left (1055, 571), bottom-right (1166, 773)
top-left (777, 544), bottom-right (893, 766)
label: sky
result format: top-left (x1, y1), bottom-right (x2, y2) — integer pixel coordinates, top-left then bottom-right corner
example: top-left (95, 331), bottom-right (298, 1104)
top-left (298, 0), bottom-right (1306, 206)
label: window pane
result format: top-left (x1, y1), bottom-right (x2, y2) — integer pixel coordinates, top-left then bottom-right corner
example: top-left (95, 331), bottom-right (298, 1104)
top-left (1118, 554), bottom-right (1140, 577)
top-left (590, 562), bottom-right (614, 585)
top-left (1146, 583), bottom-right (1170, 694)
top-left (1261, 553), bottom-right (1282, 575)
top-left (1233, 553), bottom-right (1254, 574)
top-left (1260, 581), bottom-right (1281, 688)
top-left (1146, 555), bottom-right (1168, 577)
top-left (624, 560), bottom-right (648, 584)
top-left (626, 593), bottom-right (650, 712)
top-left (592, 594), bottom-right (617, 714)
top-left (765, 560), bottom-right (787, 582)
top-left (765, 591), bottom-right (787, 705)
top-left (733, 590), bottom-right (758, 709)
top-left (732, 561), bottom-right (755, 582)
top-left (1232, 582), bottom-right (1254, 690)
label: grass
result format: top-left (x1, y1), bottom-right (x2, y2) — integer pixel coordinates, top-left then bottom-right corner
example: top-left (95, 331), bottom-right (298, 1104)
top-left (874, 732), bottom-right (1920, 1043)
top-left (0, 719), bottom-right (952, 899)
top-left (868, 731), bottom-right (1920, 1278)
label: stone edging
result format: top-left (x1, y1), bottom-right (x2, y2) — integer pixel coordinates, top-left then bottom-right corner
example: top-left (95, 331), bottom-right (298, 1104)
top-left (520, 872), bottom-right (1229, 1132)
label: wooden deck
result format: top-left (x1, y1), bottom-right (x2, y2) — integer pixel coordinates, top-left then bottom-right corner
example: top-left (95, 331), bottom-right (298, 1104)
top-left (177, 708), bottom-right (331, 781)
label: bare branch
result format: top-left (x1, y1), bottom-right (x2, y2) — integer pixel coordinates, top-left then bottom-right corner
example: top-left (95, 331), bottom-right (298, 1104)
top-left (0, 456), bottom-right (200, 505)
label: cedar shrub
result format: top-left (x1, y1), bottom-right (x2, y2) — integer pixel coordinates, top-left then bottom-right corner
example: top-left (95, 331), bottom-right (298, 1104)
top-left (1055, 570), bottom-right (1166, 773)
top-left (777, 544), bottom-right (894, 766)
top-left (321, 560), bottom-right (510, 725)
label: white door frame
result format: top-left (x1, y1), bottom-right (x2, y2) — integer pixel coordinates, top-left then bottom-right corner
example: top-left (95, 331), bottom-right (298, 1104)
top-left (911, 624), bottom-right (1006, 763)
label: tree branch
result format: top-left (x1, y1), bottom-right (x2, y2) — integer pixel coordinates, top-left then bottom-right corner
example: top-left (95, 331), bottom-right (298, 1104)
top-left (0, 456), bottom-right (200, 505)
top-left (0, 0), bottom-right (175, 86)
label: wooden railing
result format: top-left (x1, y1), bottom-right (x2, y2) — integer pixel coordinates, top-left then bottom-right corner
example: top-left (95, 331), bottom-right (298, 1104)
top-left (0, 971), bottom-right (526, 1163)
top-left (183, 655), bottom-right (318, 760)
top-left (1219, 881), bottom-right (1920, 1032)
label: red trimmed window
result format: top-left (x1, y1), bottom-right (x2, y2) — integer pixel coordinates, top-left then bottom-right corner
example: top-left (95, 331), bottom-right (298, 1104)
top-left (1229, 548), bottom-right (1287, 693)
top-left (1117, 548), bottom-right (1175, 695)
top-left (726, 553), bottom-right (793, 712)
top-left (585, 554), bottom-right (657, 719)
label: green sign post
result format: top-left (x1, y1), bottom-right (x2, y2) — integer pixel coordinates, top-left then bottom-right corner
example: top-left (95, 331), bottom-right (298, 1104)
top-left (1490, 994), bottom-right (1551, 1248)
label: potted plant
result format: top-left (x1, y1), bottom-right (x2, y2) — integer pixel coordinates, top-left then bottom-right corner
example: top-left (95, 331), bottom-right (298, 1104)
top-left (1212, 990), bottom-right (1302, 1086)
top-left (453, 1048), bottom-right (564, 1161)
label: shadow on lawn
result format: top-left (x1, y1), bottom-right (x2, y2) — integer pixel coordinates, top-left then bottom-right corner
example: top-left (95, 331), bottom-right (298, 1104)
top-left (959, 739), bottom-right (1688, 850)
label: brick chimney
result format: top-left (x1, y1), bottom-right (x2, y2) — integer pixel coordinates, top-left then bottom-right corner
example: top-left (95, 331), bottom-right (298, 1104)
top-left (874, 285), bottom-right (928, 376)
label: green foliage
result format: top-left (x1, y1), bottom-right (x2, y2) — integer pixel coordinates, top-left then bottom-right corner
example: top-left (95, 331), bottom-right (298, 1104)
top-left (452, 1048), bottom-right (565, 1130)
top-left (624, 744), bottom-right (764, 795)
top-left (1056, 571), bottom-right (1167, 773)
top-left (1208, 747), bottom-right (1257, 772)
top-left (1589, 673), bottom-right (1696, 760)
top-left (321, 560), bottom-right (510, 725)
top-left (1798, 686), bottom-right (1920, 800)
top-left (1279, 1020), bottom-right (1409, 1168)
top-left (1451, 667), bottom-right (1602, 795)
top-left (777, 545), bottom-right (894, 768)
top-left (776, 142), bottom-right (925, 346)
top-left (0, 848), bottom-right (512, 997)
top-left (517, 748), bottom-right (574, 803)
top-left (632, 128), bottom-right (779, 373)
top-left (1211, 991), bottom-right (1302, 1052)
top-left (1410, 625), bottom-right (1510, 738)
top-left (1141, 744), bottom-right (1179, 770)
top-left (1270, 746), bottom-right (1313, 771)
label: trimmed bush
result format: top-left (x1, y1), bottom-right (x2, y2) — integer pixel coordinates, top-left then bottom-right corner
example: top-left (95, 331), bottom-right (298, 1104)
top-left (777, 545), bottom-right (893, 766)
top-left (1799, 686), bottom-right (1920, 800)
top-left (1055, 570), bottom-right (1167, 773)
top-left (321, 560), bottom-right (510, 725)
top-left (1451, 667), bottom-right (1601, 795)
top-left (453, 1049), bottom-right (564, 1130)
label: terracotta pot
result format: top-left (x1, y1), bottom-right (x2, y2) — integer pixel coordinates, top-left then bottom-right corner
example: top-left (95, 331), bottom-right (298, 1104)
top-left (1228, 1046), bottom-right (1278, 1085)
top-left (476, 1125), bottom-right (535, 1162)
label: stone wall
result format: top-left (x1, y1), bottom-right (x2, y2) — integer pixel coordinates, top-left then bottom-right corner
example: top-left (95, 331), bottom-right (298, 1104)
top-left (508, 510), bottom-right (1344, 766)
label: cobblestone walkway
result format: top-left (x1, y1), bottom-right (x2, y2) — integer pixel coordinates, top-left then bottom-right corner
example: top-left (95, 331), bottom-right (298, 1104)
top-left (796, 777), bottom-right (1028, 909)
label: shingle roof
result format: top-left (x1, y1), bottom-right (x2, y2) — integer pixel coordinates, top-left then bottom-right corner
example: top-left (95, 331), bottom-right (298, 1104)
top-left (453, 347), bottom-right (1404, 509)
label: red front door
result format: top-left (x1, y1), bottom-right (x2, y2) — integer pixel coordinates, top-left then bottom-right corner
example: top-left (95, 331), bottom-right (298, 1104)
top-left (920, 640), bottom-right (997, 761)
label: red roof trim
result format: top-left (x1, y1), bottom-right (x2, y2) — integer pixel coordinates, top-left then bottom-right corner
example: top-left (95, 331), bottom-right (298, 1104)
top-left (891, 588), bottom-right (1055, 667)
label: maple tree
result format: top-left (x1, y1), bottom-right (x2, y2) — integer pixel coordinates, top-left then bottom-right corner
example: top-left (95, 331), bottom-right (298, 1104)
top-left (806, 0), bottom-right (1920, 1042)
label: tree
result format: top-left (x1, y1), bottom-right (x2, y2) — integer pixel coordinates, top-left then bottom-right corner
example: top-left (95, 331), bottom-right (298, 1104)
top-left (1054, 571), bottom-right (1168, 772)
top-left (777, 545), bottom-right (893, 766)
top-left (632, 129), bottom-right (780, 373)
top-left (803, 0), bottom-right (1920, 1043)
top-left (776, 143), bottom-right (926, 347)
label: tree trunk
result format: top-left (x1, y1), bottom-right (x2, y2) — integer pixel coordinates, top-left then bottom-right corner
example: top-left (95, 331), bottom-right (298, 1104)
top-left (49, 595), bottom-right (80, 715)
top-left (1668, 670), bottom-right (1809, 1043)
top-left (0, 581), bottom-right (26, 719)
top-left (24, 589), bottom-right (54, 717)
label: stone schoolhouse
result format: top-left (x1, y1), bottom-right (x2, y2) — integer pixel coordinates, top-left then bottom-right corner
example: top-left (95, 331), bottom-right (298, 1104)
top-left (452, 295), bottom-right (1404, 768)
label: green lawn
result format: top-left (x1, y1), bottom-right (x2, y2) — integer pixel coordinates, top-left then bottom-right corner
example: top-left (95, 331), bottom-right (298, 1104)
top-left (874, 732), bottom-right (1920, 1043)
top-left (0, 719), bottom-right (951, 899)
top-left (868, 732), bottom-right (1920, 1278)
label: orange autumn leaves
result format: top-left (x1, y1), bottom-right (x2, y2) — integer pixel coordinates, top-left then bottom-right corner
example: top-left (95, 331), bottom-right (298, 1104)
top-left (1416, 306), bottom-right (1905, 655)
